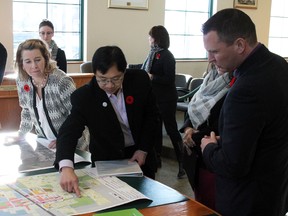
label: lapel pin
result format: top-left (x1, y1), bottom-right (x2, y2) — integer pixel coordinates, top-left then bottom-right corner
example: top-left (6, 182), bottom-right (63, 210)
top-left (102, 102), bottom-right (107, 107)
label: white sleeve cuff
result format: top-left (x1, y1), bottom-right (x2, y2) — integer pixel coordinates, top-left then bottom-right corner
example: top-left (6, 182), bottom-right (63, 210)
top-left (59, 159), bottom-right (74, 171)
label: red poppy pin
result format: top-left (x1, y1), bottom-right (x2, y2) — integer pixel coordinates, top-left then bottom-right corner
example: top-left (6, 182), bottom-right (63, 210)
top-left (156, 53), bottom-right (161, 59)
top-left (126, 96), bottom-right (134, 105)
top-left (24, 84), bottom-right (30, 92)
top-left (229, 77), bottom-right (236, 87)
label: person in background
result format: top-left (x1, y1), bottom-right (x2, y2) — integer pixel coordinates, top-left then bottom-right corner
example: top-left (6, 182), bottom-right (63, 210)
top-left (180, 63), bottom-right (233, 210)
top-left (14, 39), bottom-right (87, 150)
top-left (39, 19), bottom-right (67, 73)
top-left (142, 25), bottom-right (185, 178)
top-left (0, 42), bottom-right (7, 84)
top-left (200, 8), bottom-right (288, 215)
top-left (0, 42), bottom-right (7, 129)
top-left (55, 46), bottom-right (159, 196)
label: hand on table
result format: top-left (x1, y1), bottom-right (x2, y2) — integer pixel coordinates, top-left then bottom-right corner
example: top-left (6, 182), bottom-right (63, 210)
top-left (60, 167), bottom-right (81, 197)
top-left (129, 150), bottom-right (147, 166)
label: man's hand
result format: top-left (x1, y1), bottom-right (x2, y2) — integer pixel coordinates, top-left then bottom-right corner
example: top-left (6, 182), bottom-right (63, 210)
top-left (60, 167), bottom-right (81, 197)
top-left (129, 150), bottom-right (147, 166)
top-left (200, 131), bottom-right (218, 153)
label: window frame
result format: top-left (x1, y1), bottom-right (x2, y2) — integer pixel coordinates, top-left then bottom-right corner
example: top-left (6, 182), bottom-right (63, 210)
top-left (12, 0), bottom-right (83, 61)
top-left (164, 0), bottom-right (214, 60)
top-left (268, 0), bottom-right (288, 58)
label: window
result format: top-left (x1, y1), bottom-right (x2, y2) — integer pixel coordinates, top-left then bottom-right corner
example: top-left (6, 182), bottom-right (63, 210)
top-left (164, 0), bottom-right (213, 60)
top-left (13, 0), bottom-right (83, 61)
top-left (268, 0), bottom-right (288, 58)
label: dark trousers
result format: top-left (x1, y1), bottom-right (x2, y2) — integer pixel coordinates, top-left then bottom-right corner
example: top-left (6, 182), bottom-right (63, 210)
top-left (157, 100), bottom-right (183, 162)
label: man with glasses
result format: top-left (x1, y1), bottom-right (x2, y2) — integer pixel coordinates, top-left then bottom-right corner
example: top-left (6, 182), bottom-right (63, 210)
top-left (55, 46), bottom-right (159, 196)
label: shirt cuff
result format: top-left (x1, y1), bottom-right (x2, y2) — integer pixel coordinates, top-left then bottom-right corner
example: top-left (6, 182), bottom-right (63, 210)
top-left (59, 159), bottom-right (74, 172)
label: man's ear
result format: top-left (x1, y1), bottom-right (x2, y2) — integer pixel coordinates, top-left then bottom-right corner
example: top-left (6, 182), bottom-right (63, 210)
top-left (234, 38), bottom-right (246, 54)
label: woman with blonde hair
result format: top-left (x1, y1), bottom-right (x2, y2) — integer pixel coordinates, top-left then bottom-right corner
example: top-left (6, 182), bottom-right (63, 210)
top-left (14, 39), bottom-right (87, 150)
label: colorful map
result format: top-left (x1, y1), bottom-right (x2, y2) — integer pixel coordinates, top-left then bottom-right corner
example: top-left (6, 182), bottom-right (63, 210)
top-left (0, 184), bottom-right (50, 216)
top-left (1, 170), bottom-right (149, 216)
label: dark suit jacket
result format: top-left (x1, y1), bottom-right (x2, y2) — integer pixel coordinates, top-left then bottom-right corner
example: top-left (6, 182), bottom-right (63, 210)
top-left (56, 69), bottom-right (159, 173)
top-left (203, 44), bottom-right (288, 216)
top-left (150, 49), bottom-right (178, 103)
top-left (0, 42), bottom-right (7, 84)
top-left (56, 48), bottom-right (67, 73)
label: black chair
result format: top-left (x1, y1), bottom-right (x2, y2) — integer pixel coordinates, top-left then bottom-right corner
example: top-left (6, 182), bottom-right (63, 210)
top-left (176, 78), bottom-right (203, 119)
top-left (127, 64), bottom-right (142, 69)
top-left (80, 61), bottom-right (93, 73)
top-left (175, 73), bottom-right (193, 99)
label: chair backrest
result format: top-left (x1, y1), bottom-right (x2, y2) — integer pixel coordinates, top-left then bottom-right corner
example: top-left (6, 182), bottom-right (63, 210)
top-left (175, 73), bottom-right (193, 89)
top-left (188, 77), bottom-right (203, 91)
top-left (176, 73), bottom-right (193, 100)
top-left (80, 61), bottom-right (93, 73)
top-left (127, 63), bottom-right (142, 69)
top-left (176, 77), bottom-right (203, 114)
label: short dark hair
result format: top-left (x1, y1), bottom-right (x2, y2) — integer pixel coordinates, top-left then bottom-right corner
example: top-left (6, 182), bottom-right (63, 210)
top-left (149, 25), bottom-right (170, 49)
top-left (202, 8), bottom-right (257, 46)
top-left (39, 19), bottom-right (54, 31)
top-left (92, 46), bottom-right (127, 74)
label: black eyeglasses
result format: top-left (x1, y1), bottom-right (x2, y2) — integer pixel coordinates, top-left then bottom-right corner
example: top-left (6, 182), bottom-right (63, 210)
top-left (96, 75), bottom-right (124, 86)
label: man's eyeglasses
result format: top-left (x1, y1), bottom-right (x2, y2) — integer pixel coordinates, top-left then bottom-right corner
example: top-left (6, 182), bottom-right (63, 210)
top-left (39, 31), bottom-right (53, 36)
top-left (96, 75), bottom-right (124, 86)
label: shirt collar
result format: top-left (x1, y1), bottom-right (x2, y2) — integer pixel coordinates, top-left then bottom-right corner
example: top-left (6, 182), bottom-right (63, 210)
top-left (106, 86), bottom-right (123, 98)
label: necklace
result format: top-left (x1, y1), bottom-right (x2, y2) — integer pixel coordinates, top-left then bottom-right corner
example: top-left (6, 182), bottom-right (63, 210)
top-left (32, 75), bottom-right (48, 88)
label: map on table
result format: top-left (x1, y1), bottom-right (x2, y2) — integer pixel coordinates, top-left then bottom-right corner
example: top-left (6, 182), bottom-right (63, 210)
top-left (0, 169), bottom-right (150, 215)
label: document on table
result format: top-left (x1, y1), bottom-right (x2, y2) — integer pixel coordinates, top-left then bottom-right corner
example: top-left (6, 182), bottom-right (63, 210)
top-left (91, 159), bottom-right (143, 177)
top-left (36, 137), bottom-right (90, 165)
top-left (0, 132), bottom-right (90, 176)
top-left (0, 132), bottom-right (56, 175)
top-left (2, 170), bottom-right (151, 216)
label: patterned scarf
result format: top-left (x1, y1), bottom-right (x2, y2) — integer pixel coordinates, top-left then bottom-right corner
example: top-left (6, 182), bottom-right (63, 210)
top-left (188, 67), bottom-right (231, 129)
top-left (141, 45), bottom-right (163, 72)
top-left (49, 40), bottom-right (58, 60)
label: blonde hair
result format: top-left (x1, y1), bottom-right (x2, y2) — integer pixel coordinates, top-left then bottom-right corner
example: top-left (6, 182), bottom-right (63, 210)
top-left (15, 39), bottom-right (57, 81)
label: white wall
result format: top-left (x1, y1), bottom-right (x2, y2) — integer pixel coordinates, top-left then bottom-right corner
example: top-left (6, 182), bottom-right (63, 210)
top-left (0, 0), bottom-right (272, 78)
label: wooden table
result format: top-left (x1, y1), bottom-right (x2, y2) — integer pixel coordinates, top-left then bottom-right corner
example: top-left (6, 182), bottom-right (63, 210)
top-left (138, 199), bottom-right (219, 216)
top-left (81, 199), bottom-right (220, 216)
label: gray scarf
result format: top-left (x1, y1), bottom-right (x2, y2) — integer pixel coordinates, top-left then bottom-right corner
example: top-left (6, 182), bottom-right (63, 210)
top-left (188, 68), bottom-right (231, 129)
top-left (141, 45), bottom-right (163, 72)
top-left (49, 40), bottom-right (58, 60)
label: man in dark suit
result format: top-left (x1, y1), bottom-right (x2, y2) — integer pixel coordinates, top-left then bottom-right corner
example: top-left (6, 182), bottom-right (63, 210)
top-left (200, 9), bottom-right (288, 216)
top-left (0, 42), bottom-right (7, 84)
top-left (55, 46), bottom-right (159, 196)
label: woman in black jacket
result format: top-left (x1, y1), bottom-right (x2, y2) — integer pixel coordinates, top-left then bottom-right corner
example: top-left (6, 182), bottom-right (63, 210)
top-left (142, 25), bottom-right (185, 178)
top-left (39, 19), bottom-right (67, 73)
